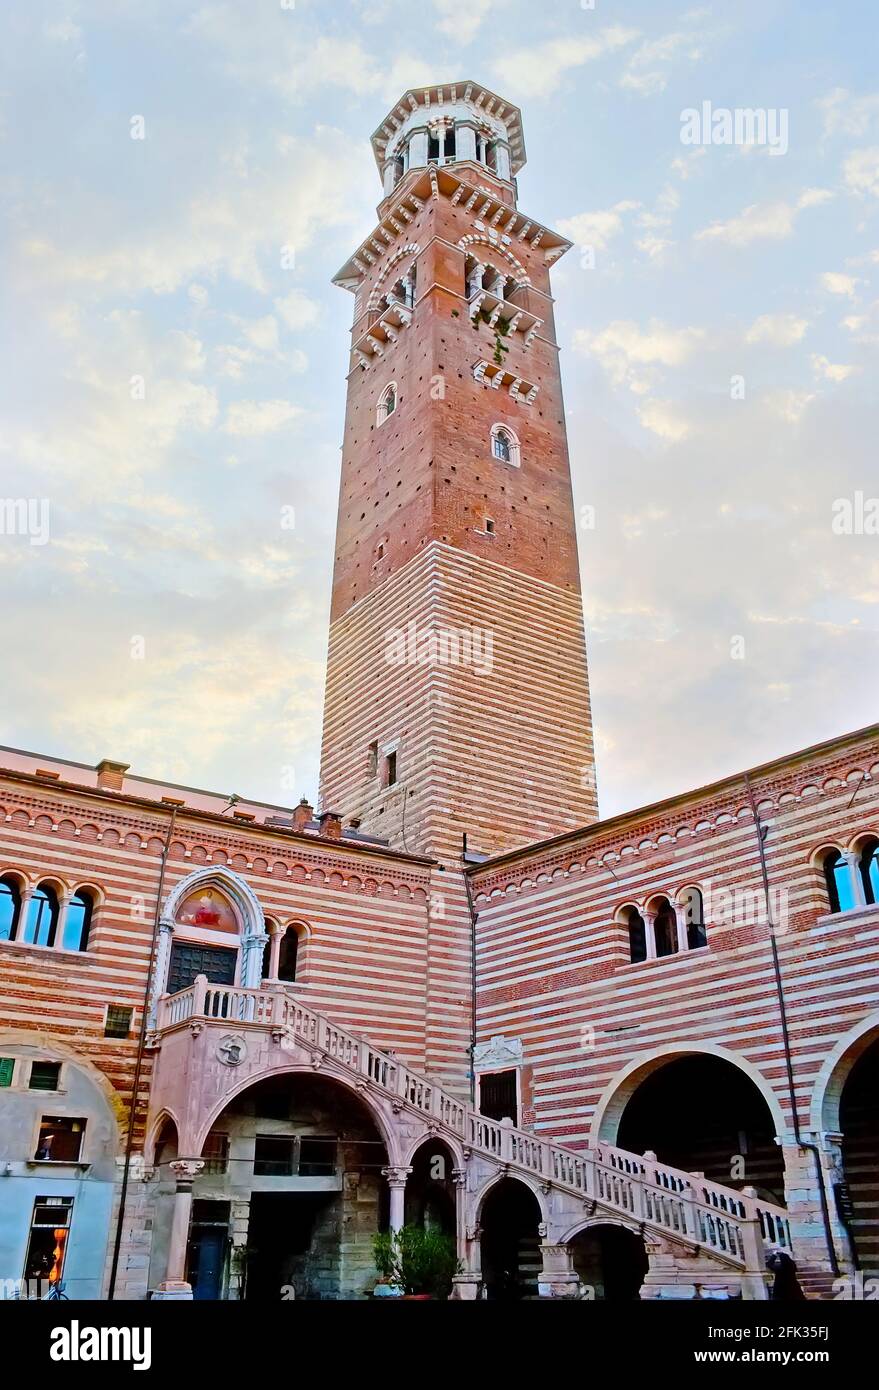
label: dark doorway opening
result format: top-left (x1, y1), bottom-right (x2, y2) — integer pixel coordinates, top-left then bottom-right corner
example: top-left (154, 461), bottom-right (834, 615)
top-left (480, 1179), bottom-right (542, 1300)
top-left (167, 941), bottom-right (236, 994)
top-left (840, 1035), bottom-right (879, 1272)
top-left (616, 1055), bottom-right (784, 1202)
top-left (569, 1224), bottom-right (647, 1300)
top-left (245, 1192), bottom-right (339, 1301)
top-left (479, 1069), bottom-right (518, 1125)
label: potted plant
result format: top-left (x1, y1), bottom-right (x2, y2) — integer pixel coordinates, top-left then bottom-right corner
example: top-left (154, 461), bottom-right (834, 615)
top-left (372, 1226), bottom-right (460, 1300)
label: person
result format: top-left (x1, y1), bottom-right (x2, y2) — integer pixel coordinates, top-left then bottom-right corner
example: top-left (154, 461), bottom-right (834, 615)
top-left (766, 1248), bottom-right (807, 1300)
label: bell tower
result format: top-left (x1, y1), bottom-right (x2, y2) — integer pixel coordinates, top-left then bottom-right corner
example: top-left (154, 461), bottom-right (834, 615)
top-left (319, 82), bottom-right (597, 861)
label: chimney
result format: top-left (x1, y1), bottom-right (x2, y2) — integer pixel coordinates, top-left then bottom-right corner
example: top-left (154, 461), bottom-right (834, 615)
top-left (291, 797), bottom-right (314, 832)
top-left (95, 758), bottom-right (129, 792)
top-left (319, 810), bottom-right (342, 840)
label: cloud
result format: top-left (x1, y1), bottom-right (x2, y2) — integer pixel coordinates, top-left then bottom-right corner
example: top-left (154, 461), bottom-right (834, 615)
top-left (557, 202), bottom-right (640, 253)
top-left (275, 290), bottom-right (322, 331)
top-left (745, 313), bottom-right (809, 346)
top-left (223, 400), bottom-right (304, 435)
top-left (637, 398), bottom-right (693, 441)
top-left (493, 27), bottom-right (639, 99)
top-left (19, 126), bottom-right (370, 297)
top-left (577, 318), bottom-right (705, 392)
top-left (843, 147), bottom-right (879, 198)
top-left (811, 354), bottom-right (859, 383)
top-left (620, 29), bottom-right (708, 97)
top-left (432, 0), bottom-right (500, 43)
top-left (817, 88), bottom-right (879, 139)
top-left (821, 271), bottom-right (860, 298)
top-left (695, 189), bottom-right (833, 247)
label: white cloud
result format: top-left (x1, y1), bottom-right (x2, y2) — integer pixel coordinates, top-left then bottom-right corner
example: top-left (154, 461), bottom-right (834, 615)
top-left (577, 318), bottom-right (705, 392)
top-left (821, 271), bottom-right (860, 298)
top-left (223, 400), bottom-right (304, 435)
top-left (745, 313), bottom-right (809, 346)
top-left (636, 235), bottom-right (672, 261)
top-left (638, 398), bottom-right (692, 441)
top-left (494, 27), bottom-right (639, 99)
top-left (557, 201), bottom-right (640, 253)
top-left (843, 147), bottom-right (879, 198)
top-left (432, 0), bottom-right (500, 43)
top-left (695, 189), bottom-right (833, 247)
top-left (811, 354), bottom-right (859, 383)
top-left (275, 289), bottom-right (322, 331)
top-left (620, 29), bottom-right (708, 97)
top-left (817, 88), bottom-right (879, 139)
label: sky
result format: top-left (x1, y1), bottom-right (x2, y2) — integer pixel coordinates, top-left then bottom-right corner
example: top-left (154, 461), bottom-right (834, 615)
top-left (1, 0), bottom-right (877, 820)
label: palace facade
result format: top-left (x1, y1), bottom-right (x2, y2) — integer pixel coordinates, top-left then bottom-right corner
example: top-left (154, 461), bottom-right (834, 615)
top-left (0, 82), bottom-right (876, 1302)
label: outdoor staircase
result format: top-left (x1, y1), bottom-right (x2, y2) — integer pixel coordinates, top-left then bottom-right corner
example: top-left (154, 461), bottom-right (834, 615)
top-left (157, 980), bottom-right (795, 1282)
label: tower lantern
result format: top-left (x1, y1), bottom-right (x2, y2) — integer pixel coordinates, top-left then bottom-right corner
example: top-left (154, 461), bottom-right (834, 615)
top-left (320, 82), bottom-right (597, 860)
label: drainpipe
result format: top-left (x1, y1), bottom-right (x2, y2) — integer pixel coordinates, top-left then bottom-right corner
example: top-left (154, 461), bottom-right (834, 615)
top-left (744, 772), bottom-right (839, 1275)
top-left (107, 806), bottom-right (177, 1300)
top-left (462, 834), bottom-right (478, 1108)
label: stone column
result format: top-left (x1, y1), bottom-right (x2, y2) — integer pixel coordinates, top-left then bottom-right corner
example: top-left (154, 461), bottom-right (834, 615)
top-left (53, 892), bottom-right (73, 950)
top-left (496, 143), bottom-right (512, 182)
top-left (17, 888), bottom-right (33, 943)
top-left (241, 929), bottom-right (269, 989)
top-left (674, 903), bottom-right (690, 954)
top-left (537, 1243), bottom-right (581, 1299)
top-left (449, 1166), bottom-right (482, 1299)
top-left (158, 1159), bottom-right (204, 1294)
top-left (643, 910), bottom-right (657, 960)
top-left (382, 1166), bottom-right (412, 1233)
top-left (457, 123), bottom-right (477, 163)
top-left (148, 920), bottom-right (175, 1026)
top-left (841, 852), bottom-right (866, 909)
top-left (382, 160), bottom-right (396, 196)
top-left (408, 127), bottom-right (428, 169)
top-left (267, 926), bottom-right (281, 981)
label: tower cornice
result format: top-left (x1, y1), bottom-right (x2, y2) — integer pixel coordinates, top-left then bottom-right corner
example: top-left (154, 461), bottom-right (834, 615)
top-left (332, 165), bottom-right (571, 292)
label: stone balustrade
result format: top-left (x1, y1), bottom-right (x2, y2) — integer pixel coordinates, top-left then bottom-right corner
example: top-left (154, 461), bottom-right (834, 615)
top-left (154, 978), bottom-right (788, 1274)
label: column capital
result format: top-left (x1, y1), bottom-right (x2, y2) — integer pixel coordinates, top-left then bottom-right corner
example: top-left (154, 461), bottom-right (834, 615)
top-left (381, 1165), bottom-right (413, 1188)
top-left (169, 1158), bottom-right (204, 1186)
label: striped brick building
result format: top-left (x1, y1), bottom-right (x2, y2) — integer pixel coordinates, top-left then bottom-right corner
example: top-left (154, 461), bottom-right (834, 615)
top-left (0, 82), bottom-right (876, 1302)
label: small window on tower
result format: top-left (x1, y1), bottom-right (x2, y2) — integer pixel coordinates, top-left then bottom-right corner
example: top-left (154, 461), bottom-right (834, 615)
top-left (377, 382), bottom-right (397, 427)
top-left (490, 424), bottom-right (521, 467)
top-left (384, 750), bottom-right (398, 787)
top-left (485, 518), bottom-right (496, 534)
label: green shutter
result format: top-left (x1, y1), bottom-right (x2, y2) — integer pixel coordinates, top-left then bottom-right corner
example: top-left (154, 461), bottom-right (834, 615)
top-left (0, 1058), bottom-right (14, 1087)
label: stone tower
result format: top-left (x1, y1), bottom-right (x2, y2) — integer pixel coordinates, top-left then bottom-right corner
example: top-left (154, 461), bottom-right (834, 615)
top-left (320, 82), bottom-right (597, 861)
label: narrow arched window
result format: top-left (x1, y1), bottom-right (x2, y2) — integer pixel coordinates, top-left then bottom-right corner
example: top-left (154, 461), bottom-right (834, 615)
top-left (859, 837), bottom-right (879, 906)
top-left (682, 887), bottom-right (707, 949)
top-left (377, 383), bottom-right (397, 426)
top-left (654, 898), bottom-right (677, 957)
top-left (22, 884), bottom-right (59, 948)
top-left (0, 875), bottom-right (22, 943)
top-left (824, 850), bottom-right (855, 914)
top-left (490, 424), bottom-right (520, 467)
top-left (493, 429), bottom-right (511, 462)
top-left (62, 890), bottom-right (93, 952)
top-left (627, 907), bottom-right (646, 963)
top-left (278, 926), bottom-right (299, 983)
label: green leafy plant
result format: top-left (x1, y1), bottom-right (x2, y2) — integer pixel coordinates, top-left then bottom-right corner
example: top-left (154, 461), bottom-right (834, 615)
top-left (372, 1226), bottom-right (460, 1298)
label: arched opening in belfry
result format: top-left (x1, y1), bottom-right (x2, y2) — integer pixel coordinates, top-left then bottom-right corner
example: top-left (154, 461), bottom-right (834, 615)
top-left (154, 1074), bottom-right (390, 1300)
top-left (614, 1055), bottom-right (785, 1203)
top-left (404, 1139), bottom-right (456, 1236)
top-left (839, 1033), bottom-right (879, 1273)
top-left (479, 1178), bottom-right (542, 1301)
top-left (568, 1224), bottom-right (647, 1301)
